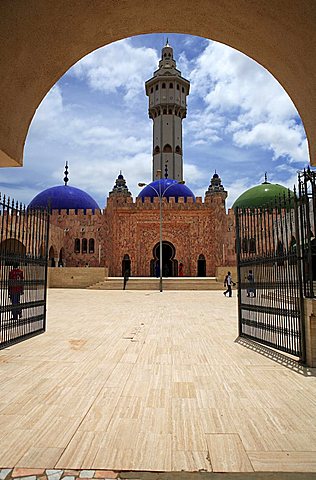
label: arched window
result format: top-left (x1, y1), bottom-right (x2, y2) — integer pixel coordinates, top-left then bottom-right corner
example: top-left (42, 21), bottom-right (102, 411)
top-left (74, 238), bottom-right (80, 253)
top-left (249, 238), bottom-right (256, 253)
top-left (155, 84), bottom-right (158, 91)
top-left (82, 238), bottom-right (87, 254)
top-left (168, 108), bottom-right (172, 114)
top-left (163, 144), bottom-right (172, 153)
top-left (89, 238), bottom-right (95, 254)
top-left (169, 82), bottom-right (173, 88)
top-left (176, 84), bottom-right (180, 90)
top-left (162, 83), bottom-right (166, 89)
top-left (182, 86), bottom-right (185, 93)
top-left (163, 108), bottom-right (167, 114)
top-left (175, 145), bottom-right (182, 154)
top-left (242, 238), bottom-right (248, 253)
top-left (197, 254), bottom-right (206, 277)
top-left (154, 145), bottom-right (160, 154)
top-left (150, 87), bottom-right (153, 93)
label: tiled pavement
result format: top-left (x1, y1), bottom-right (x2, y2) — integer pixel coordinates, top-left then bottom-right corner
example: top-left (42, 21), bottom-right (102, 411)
top-left (1, 468), bottom-right (316, 480)
top-left (1, 290), bottom-right (316, 474)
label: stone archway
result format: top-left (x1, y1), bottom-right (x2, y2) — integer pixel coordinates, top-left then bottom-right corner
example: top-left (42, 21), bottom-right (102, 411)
top-left (48, 245), bottom-right (57, 267)
top-left (0, 1), bottom-right (315, 168)
top-left (153, 241), bottom-right (178, 277)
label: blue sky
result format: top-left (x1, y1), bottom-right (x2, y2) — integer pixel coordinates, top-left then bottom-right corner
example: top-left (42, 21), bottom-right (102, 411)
top-left (0, 33), bottom-right (310, 208)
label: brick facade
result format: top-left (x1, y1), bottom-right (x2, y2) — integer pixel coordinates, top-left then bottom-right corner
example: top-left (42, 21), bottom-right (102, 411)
top-left (48, 194), bottom-right (236, 276)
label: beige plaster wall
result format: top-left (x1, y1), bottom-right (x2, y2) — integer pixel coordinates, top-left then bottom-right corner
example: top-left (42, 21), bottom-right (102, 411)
top-left (304, 298), bottom-right (316, 367)
top-left (0, 1), bottom-right (315, 169)
top-left (48, 267), bottom-right (107, 289)
top-left (216, 266), bottom-right (238, 283)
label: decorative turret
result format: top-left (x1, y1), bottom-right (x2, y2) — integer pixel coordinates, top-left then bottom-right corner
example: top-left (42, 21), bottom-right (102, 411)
top-left (205, 171), bottom-right (227, 202)
top-left (145, 40), bottom-right (190, 181)
top-left (109, 171), bottom-right (132, 197)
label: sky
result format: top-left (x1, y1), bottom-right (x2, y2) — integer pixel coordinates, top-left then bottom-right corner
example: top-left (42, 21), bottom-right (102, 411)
top-left (0, 33), bottom-right (311, 209)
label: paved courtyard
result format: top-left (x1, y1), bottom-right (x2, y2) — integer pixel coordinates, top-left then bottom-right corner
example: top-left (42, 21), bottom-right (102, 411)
top-left (0, 290), bottom-right (316, 473)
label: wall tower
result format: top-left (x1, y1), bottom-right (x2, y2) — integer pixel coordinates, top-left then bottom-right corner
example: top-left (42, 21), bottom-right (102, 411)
top-left (145, 40), bottom-right (190, 181)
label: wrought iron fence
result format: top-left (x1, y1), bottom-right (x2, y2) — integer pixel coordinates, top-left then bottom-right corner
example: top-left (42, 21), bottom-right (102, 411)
top-left (0, 194), bottom-right (49, 349)
top-left (298, 167), bottom-right (316, 298)
top-left (235, 190), bottom-right (305, 359)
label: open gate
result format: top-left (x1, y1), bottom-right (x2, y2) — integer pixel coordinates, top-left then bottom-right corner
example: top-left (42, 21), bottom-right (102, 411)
top-left (235, 188), bottom-right (306, 360)
top-left (0, 194), bottom-right (49, 349)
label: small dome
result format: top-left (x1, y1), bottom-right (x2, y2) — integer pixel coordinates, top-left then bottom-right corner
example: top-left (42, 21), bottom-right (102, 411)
top-left (138, 179), bottom-right (195, 202)
top-left (29, 185), bottom-right (100, 210)
top-left (233, 181), bottom-right (293, 209)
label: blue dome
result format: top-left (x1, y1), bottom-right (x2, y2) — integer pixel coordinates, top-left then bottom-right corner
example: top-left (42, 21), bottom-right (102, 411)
top-left (29, 185), bottom-right (100, 210)
top-left (138, 179), bottom-right (195, 202)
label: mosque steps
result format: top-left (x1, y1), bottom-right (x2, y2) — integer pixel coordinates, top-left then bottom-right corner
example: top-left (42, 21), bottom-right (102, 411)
top-left (87, 277), bottom-right (223, 290)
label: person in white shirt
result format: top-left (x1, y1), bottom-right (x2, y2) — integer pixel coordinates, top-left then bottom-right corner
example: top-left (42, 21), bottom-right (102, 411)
top-left (223, 271), bottom-right (236, 297)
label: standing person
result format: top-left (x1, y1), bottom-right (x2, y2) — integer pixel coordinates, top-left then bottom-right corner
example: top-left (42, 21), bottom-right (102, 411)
top-left (155, 261), bottom-right (160, 278)
top-left (123, 268), bottom-right (130, 290)
top-left (246, 269), bottom-right (256, 297)
top-left (8, 262), bottom-right (24, 319)
top-left (179, 262), bottom-right (184, 276)
top-left (223, 271), bottom-right (236, 297)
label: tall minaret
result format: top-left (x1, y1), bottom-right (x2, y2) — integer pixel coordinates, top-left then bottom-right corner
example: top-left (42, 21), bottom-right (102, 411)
top-left (145, 40), bottom-right (190, 181)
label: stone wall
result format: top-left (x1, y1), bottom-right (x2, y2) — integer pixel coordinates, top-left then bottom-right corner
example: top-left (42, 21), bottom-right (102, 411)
top-left (104, 194), bottom-right (236, 277)
top-left (48, 267), bottom-right (107, 288)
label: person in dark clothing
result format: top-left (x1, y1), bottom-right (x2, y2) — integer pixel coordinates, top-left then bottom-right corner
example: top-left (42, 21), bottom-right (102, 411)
top-left (8, 262), bottom-right (24, 319)
top-left (123, 268), bottom-right (130, 290)
top-left (246, 269), bottom-right (256, 297)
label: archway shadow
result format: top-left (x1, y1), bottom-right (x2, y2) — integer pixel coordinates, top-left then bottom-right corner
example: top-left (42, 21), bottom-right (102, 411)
top-left (235, 336), bottom-right (316, 377)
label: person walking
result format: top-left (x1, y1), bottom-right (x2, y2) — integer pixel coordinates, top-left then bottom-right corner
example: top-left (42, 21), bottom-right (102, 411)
top-left (123, 268), bottom-right (130, 290)
top-left (246, 269), bottom-right (256, 297)
top-left (8, 262), bottom-right (24, 319)
top-left (223, 271), bottom-right (236, 297)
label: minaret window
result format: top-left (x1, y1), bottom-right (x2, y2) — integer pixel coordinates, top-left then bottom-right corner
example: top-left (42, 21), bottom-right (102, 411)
top-left (154, 146), bottom-right (160, 154)
top-left (82, 238), bottom-right (87, 254)
top-left (182, 86), bottom-right (185, 93)
top-left (177, 84), bottom-right (180, 90)
top-left (162, 83), bottom-right (166, 89)
top-left (163, 108), bottom-right (167, 115)
top-left (163, 144), bottom-right (172, 153)
top-left (175, 145), bottom-right (182, 154)
top-left (155, 85), bottom-right (159, 91)
top-left (168, 108), bottom-right (172, 114)
top-left (150, 87), bottom-right (153, 93)
top-left (169, 83), bottom-right (173, 88)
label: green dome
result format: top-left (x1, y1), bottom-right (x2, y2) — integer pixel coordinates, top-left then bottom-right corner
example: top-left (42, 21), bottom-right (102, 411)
top-left (233, 182), bottom-right (294, 209)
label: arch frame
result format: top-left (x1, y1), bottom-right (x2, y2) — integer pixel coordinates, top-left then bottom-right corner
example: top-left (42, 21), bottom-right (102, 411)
top-left (0, 1), bottom-right (315, 168)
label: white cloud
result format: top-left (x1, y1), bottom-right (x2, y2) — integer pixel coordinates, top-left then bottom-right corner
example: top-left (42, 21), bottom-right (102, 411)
top-left (70, 39), bottom-right (158, 101)
top-left (184, 40), bottom-right (309, 165)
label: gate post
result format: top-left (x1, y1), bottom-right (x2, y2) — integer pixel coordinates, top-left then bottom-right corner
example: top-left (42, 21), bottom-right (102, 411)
top-left (304, 298), bottom-right (316, 367)
top-left (235, 206), bottom-right (242, 336)
top-left (294, 189), bottom-right (306, 363)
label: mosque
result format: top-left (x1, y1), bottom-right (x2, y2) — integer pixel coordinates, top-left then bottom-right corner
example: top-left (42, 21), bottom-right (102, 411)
top-left (29, 42), bottom-right (290, 277)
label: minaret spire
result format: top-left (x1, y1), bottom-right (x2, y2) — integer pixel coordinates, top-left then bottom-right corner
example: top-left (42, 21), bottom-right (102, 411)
top-left (64, 161), bottom-right (69, 186)
top-left (145, 44), bottom-right (190, 181)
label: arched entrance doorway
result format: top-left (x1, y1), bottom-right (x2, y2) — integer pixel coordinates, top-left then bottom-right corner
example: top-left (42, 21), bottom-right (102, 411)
top-left (48, 245), bottom-right (57, 267)
top-left (122, 254), bottom-right (131, 277)
top-left (152, 241), bottom-right (177, 277)
top-left (0, 238), bottom-right (26, 266)
top-left (197, 254), bottom-right (206, 277)
top-left (58, 247), bottom-right (65, 267)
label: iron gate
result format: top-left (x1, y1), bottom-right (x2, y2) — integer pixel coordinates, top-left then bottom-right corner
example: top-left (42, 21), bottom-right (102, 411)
top-left (0, 194), bottom-right (49, 349)
top-left (235, 189), bottom-right (305, 360)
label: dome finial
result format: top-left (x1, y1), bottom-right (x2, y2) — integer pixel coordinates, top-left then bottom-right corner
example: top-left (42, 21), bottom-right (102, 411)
top-left (64, 161), bottom-right (69, 186)
top-left (265, 172), bottom-right (268, 183)
top-left (166, 37), bottom-right (169, 46)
